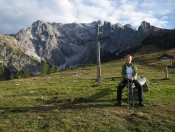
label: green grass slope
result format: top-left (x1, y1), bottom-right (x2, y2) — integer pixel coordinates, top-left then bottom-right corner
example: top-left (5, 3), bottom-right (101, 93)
top-left (0, 49), bottom-right (175, 131)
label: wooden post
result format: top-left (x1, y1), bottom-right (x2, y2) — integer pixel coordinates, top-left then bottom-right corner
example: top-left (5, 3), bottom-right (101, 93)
top-left (165, 66), bottom-right (168, 79)
top-left (96, 24), bottom-right (101, 86)
top-left (170, 60), bottom-right (172, 67)
top-left (82, 23), bottom-right (111, 86)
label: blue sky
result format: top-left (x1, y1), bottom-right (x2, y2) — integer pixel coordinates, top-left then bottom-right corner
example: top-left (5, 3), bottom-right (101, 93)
top-left (0, 0), bottom-right (175, 34)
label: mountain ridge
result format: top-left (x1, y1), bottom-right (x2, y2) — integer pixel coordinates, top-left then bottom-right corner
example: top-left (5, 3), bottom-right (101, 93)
top-left (0, 20), bottom-right (171, 73)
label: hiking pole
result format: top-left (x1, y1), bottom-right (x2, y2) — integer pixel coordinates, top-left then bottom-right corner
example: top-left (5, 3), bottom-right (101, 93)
top-left (128, 79), bottom-right (129, 110)
top-left (131, 79), bottom-right (134, 108)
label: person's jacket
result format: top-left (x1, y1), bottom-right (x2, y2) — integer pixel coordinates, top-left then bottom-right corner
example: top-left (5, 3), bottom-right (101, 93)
top-left (121, 63), bottom-right (138, 80)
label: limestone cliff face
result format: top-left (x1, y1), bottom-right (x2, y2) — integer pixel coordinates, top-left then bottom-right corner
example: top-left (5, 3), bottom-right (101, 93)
top-left (0, 20), bottom-right (164, 72)
top-left (0, 35), bottom-right (40, 73)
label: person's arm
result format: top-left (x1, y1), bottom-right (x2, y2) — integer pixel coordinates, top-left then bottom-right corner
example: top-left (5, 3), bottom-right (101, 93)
top-left (121, 64), bottom-right (126, 79)
top-left (132, 64), bottom-right (138, 80)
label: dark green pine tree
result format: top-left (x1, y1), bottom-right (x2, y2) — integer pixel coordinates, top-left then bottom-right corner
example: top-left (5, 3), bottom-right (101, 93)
top-left (0, 65), bottom-right (11, 80)
top-left (23, 68), bottom-right (30, 78)
top-left (48, 65), bottom-right (54, 74)
top-left (14, 71), bottom-right (21, 79)
top-left (54, 65), bottom-right (58, 73)
top-left (0, 65), bottom-right (4, 80)
top-left (41, 60), bottom-right (49, 74)
top-left (3, 66), bottom-right (11, 80)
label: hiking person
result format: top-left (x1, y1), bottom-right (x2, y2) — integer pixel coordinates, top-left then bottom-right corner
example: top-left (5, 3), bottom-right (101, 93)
top-left (115, 55), bottom-right (144, 107)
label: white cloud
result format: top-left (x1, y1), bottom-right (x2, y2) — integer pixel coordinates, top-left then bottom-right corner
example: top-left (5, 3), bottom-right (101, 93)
top-left (0, 0), bottom-right (174, 34)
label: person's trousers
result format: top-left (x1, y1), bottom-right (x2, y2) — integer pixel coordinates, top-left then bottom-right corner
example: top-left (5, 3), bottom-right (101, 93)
top-left (117, 79), bottom-right (143, 103)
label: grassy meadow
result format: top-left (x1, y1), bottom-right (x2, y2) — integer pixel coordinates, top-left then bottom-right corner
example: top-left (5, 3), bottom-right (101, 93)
top-left (0, 49), bottom-right (175, 131)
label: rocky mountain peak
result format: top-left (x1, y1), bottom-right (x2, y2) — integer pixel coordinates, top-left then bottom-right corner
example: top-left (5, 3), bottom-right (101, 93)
top-left (124, 24), bottom-right (136, 30)
top-left (141, 21), bottom-right (151, 29)
top-left (138, 21), bottom-right (161, 33)
top-left (138, 21), bottom-right (151, 32)
top-left (32, 20), bottom-right (44, 27)
top-left (103, 21), bottom-right (112, 30)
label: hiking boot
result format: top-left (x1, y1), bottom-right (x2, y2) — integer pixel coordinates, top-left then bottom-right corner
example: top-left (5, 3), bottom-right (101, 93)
top-left (139, 101), bottom-right (144, 107)
top-left (114, 102), bottom-right (122, 106)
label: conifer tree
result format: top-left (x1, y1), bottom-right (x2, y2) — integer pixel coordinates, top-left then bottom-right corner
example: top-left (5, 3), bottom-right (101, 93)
top-left (41, 60), bottom-right (49, 74)
top-left (23, 68), bottom-right (30, 78)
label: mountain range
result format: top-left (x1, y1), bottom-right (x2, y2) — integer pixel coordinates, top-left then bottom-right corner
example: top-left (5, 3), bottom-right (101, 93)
top-left (0, 20), bottom-right (174, 74)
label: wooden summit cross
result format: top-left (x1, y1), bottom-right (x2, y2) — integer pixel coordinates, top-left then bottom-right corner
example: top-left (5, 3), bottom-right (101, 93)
top-left (83, 24), bottom-right (111, 86)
